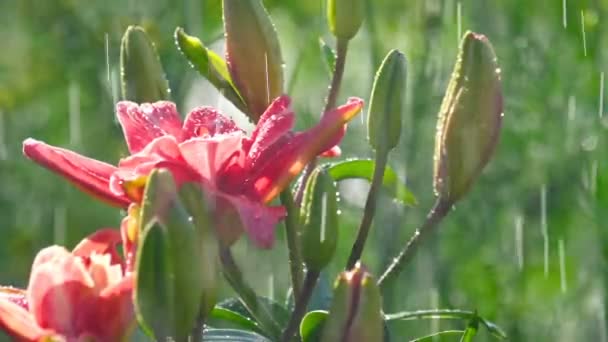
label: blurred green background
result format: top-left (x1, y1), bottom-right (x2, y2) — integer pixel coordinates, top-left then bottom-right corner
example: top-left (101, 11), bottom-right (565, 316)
top-left (1, 0), bottom-right (608, 341)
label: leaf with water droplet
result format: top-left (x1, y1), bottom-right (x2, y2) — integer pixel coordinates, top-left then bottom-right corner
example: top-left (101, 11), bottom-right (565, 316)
top-left (319, 38), bottom-right (336, 76)
top-left (326, 159), bottom-right (417, 206)
top-left (175, 27), bottom-right (248, 113)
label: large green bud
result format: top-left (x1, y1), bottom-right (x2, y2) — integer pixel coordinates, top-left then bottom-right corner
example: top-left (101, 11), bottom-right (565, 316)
top-left (321, 263), bottom-right (384, 342)
top-left (120, 26), bottom-right (170, 103)
top-left (433, 31), bottom-right (503, 203)
top-left (327, 0), bottom-right (364, 41)
top-left (300, 167), bottom-right (339, 272)
top-left (367, 49), bottom-right (406, 155)
top-left (223, 0), bottom-right (284, 122)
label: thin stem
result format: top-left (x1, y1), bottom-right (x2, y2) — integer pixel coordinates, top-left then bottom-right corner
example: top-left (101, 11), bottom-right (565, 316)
top-left (280, 189), bottom-right (304, 296)
top-left (323, 38), bottom-right (348, 114)
top-left (378, 198), bottom-right (453, 291)
top-left (345, 151), bottom-right (388, 269)
top-left (220, 248), bottom-right (283, 340)
top-left (189, 312), bottom-right (204, 342)
top-left (294, 38), bottom-right (350, 206)
top-left (280, 270), bottom-right (320, 342)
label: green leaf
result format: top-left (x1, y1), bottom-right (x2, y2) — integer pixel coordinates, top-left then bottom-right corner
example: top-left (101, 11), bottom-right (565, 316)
top-left (134, 170), bottom-right (205, 341)
top-left (300, 310), bottom-right (328, 342)
top-left (120, 26), bottom-right (170, 103)
top-left (174, 27), bottom-right (248, 113)
top-left (326, 159), bottom-right (417, 206)
top-left (208, 307), bottom-right (264, 335)
top-left (385, 309), bottom-right (506, 340)
top-left (410, 330), bottom-right (465, 342)
top-left (202, 328), bottom-right (271, 342)
top-left (217, 296), bottom-right (290, 330)
top-left (319, 37), bottom-right (336, 76)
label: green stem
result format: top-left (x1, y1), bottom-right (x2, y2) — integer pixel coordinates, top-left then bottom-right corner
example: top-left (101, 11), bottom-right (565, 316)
top-left (294, 38), bottom-right (350, 206)
top-left (345, 150), bottom-right (388, 269)
top-left (280, 189), bottom-right (304, 296)
top-left (280, 270), bottom-right (320, 342)
top-left (378, 198), bottom-right (452, 291)
top-left (219, 248), bottom-right (282, 340)
top-left (323, 38), bottom-right (348, 114)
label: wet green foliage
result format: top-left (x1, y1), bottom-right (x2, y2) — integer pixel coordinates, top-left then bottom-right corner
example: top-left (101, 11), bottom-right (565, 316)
top-left (1, 0), bottom-right (607, 341)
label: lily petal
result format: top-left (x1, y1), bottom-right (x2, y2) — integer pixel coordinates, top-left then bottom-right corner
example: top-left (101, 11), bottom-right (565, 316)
top-left (0, 287), bottom-right (28, 310)
top-left (116, 101), bottom-right (183, 153)
top-left (0, 299), bottom-right (48, 342)
top-left (23, 139), bottom-right (130, 208)
top-left (182, 106), bottom-right (241, 140)
top-left (246, 95), bottom-right (295, 164)
top-left (218, 193), bottom-right (286, 248)
top-left (28, 247), bottom-right (94, 335)
top-left (72, 229), bottom-right (124, 269)
top-left (249, 97), bottom-right (363, 202)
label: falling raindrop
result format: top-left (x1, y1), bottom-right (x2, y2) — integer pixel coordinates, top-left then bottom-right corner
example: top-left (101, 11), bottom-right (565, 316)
top-left (558, 238), bottom-right (567, 293)
top-left (581, 11), bottom-right (588, 56)
top-left (53, 204), bottom-right (67, 245)
top-left (456, 2), bottom-right (462, 42)
top-left (567, 95), bottom-right (576, 121)
top-left (599, 72), bottom-right (605, 119)
top-left (0, 110), bottom-right (7, 161)
top-left (320, 193), bottom-right (327, 243)
top-left (105, 33), bottom-right (111, 86)
top-left (69, 81), bottom-right (81, 147)
top-left (562, 0), bottom-right (567, 28)
top-left (590, 160), bottom-right (598, 196)
top-left (540, 185), bottom-right (549, 278)
top-left (268, 274), bottom-right (274, 301)
top-left (515, 214), bottom-right (524, 271)
top-left (429, 287), bottom-right (439, 341)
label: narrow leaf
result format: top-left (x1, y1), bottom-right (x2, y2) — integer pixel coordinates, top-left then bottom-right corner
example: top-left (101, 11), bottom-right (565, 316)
top-left (202, 328), bottom-right (271, 342)
top-left (175, 27), bottom-right (248, 113)
top-left (326, 159), bottom-right (417, 206)
top-left (319, 38), bottom-right (336, 76)
top-left (208, 307), bottom-right (264, 335)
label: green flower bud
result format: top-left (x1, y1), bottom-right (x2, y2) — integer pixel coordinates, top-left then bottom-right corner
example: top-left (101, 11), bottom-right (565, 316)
top-left (120, 26), bottom-right (170, 103)
top-left (367, 49), bottom-right (406, 154)
top-left (300, 167), bottom-right (339, 272)
top-left (433, 31), bottom-right (503, 203)
top-left (321, 263), bottom-right (384, 342)
top-left (327, 0), bottom-right (364, 41)
top-left (135, 169), bottom-right (215, 340)
top-left (223, 0), bottom-right (284, 122)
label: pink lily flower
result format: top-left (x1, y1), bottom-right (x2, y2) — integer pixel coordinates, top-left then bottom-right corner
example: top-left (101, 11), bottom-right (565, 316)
top-left (0, 229), bottom-right (134, 342)
top-left (23, 95), bottom-right (363, 248)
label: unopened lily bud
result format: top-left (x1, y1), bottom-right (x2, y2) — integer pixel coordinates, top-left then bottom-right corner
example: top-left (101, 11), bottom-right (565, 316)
top-left (321, 263), bottom-right (383, 342)
top-left (135, 169), bottom-right (208, 341)
top-left (300, 167), bottom-right (339, 271)
top-left (327, 0), bottom-right (364, 41)
top-left (223, 0), bottom-right (284, 122)
top-left (367, 49), bottom-right (406, 154)
top-left (433, 31), bottom-right (503, 203)
top-left (120, 26), bottom-right (170, 103)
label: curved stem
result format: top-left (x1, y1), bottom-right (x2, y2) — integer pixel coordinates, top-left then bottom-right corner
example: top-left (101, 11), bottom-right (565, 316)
top-left (345, 151), bottom-right (388, 269)
top-left (219, 248), bottom-right (283, 340)
top-left (280, 189), bottom-right (304, 296)
top-left (280, 270), bottom-right (320, 342)
top-left (294, 39), bottom-right (350, 206)
top-left (378, 198), bottom-right (452, 291)
top-left (323, 38), bottom-right (348, 114)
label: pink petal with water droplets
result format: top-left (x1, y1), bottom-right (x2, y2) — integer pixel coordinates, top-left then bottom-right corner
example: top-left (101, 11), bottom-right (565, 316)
top-left (179, 134), bottom-right (246, 185)
top-left (182, 107), bottom-right (241, 140)
top-left (23, 139), bottom-right (130, 208)
top-left (0, 287), bottom-right (28, 311)
top-left (246, 96), bottom-right (295, 163)
top-left (248, 97), bottom-right (363, 202)
top-left (116, 101), bottom-right (183, 154)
